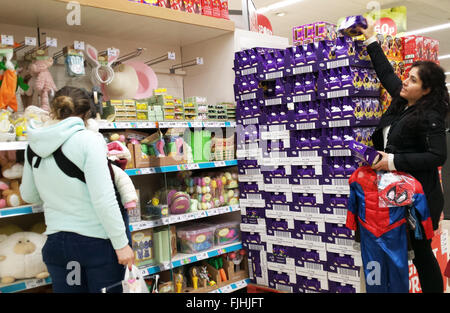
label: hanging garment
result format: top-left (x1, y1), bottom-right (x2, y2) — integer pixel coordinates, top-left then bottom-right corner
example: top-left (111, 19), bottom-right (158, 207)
top-left (346, 166), bottom-right (434, 293)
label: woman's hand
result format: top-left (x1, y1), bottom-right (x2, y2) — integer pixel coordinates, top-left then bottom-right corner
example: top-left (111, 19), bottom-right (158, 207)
top-left (372, 151), bottom-right (390, 171)
top-left (357, 16), bottom-right (376, 40)
top-left (115, 245), bottom-right (135, 270)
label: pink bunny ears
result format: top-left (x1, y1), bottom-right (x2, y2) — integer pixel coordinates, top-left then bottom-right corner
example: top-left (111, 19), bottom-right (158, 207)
top-left (85, 44), bottom-right (120, 85)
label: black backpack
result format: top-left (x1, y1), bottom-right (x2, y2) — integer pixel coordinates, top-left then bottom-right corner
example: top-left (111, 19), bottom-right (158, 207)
top-left (26, 143), bottom-right (132, 245)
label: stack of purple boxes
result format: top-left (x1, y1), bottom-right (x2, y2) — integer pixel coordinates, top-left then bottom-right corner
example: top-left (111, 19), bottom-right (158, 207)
top-left (236, 29), bottom-right (382, 293)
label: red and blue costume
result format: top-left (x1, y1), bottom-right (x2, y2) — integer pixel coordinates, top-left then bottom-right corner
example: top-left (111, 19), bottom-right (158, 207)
top-left (346, 166), bottom-right (434, 293)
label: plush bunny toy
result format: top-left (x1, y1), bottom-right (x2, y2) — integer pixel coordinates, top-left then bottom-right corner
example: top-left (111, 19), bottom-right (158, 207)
top-left (29, 53), bottom-right (57, 111)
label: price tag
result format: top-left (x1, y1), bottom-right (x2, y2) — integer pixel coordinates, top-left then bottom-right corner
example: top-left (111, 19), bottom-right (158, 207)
top-left (141, 168), bottom-right (156, 175)
top-left (1, 35), bottom-right (14, 46)
top-left (32, 205), bottom-right (43, 213)
top-left (168, 52), bottom-right (176, 60)
top-left (214, 161), bottom-right (226, 167)
top-left (46, 37), bottom-right (58, 47)
top-left (222, 285), bottom-right (232, 293)
top-left (197, 252), bottom-right (208, 261)
top-left (196, 57), bottom-right (204, 65)
top-left (25, 37), bottom-right (37, 46)
top-left (187, 163), bottom-right (200, 170)
top-left (161, 217), bottom-right (170, 225)
top-left (107, 48), bottom-right (119, 58)
top-left (191, 122), bottom-right (202, 128)
top-left (25, 278), bottom-right (45, 290)
top-left (74, 40), bottom-right (85, 50)
top-left (209, 208), bottom-right (219, 216)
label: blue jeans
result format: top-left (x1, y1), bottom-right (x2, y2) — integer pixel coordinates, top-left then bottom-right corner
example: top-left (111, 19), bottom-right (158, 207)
top-left (42, 232), bottom-right (126, 293)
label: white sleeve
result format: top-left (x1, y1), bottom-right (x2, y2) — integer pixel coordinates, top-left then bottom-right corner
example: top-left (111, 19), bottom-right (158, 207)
top-left (388, 153), bottom-right (397, 171)
top-left (112, 165), bottom-right (138, 205)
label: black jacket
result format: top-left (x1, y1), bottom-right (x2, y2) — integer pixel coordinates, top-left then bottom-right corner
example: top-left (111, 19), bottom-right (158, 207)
top-left (367, 41), bottom-right (447, 230)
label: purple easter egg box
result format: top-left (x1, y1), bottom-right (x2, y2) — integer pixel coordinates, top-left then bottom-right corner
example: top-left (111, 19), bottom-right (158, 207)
top-left (347, 140), bottom-right (381, 166)
top-left (338, 15), bottom-right (368, 37)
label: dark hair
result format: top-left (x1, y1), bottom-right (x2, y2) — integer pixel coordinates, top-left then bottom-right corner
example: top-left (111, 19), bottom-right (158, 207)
top-left (50, 86), bottom-right (93, 121)
top-left (389, 61), bottom-right (450, 129)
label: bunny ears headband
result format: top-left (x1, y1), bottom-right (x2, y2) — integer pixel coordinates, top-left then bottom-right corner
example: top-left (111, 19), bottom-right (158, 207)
top-left (85, 44), bottom-right (120, 86)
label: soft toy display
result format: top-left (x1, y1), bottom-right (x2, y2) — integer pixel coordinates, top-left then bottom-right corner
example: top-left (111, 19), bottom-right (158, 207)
top-left (28, 51), bottom-right (58, 111)
top-left (0, 150), bottom-right (24, 180)
top-left (0, 48), bottom-right (18, 112)
top-left (0, 231), bottom-right (49, 284)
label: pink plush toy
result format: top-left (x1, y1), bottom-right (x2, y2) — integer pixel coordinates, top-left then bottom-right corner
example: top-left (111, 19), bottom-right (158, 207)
top-left (29, 58), bottom-right (57, 111)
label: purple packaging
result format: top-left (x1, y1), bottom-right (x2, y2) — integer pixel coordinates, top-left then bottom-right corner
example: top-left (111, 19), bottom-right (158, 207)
top-left (328, 69), bottom-right (341, 89)
top-left (267, 244), bottom-right (295, 265)
top-left (262, 52), bottom-right (277, 72)
top-left (315, 22), bottom-right (337, 42)
top-left (373, 98), bottom-right (382, 119)
top-left (344, 157), bottom-right (357, 177)
top-left (336, 36), bottom-right (356, 58)
top-left (325, 222), bottom-right (354, 239)
top-left (310, 129), bottom-right (322, 149)
top-left (328, 280), bottom-right (358, 293)
top-left (347, 139), bottom-right (381, 165)
top-left (363, 97), bottom-right (374, 120)
top-left (338, 15), bottom-right (368, 37)
top-left (264, 192), bottom-right (290, 204)
top-left (248, 74), bottom-right (259, 91)
top-left (303, 74), bottom-right (316, 93)
top-left (305, 43), bottom-right (318, 63)
top-left (340, 67), bottom-right (353, 88)
top-left (353, 98), bottom-right (365, 120)
top-left (304, 24), bottom-right (315, 43)
top-left (330, 158), bottom-right (346, 178)
top-left (307, 101), bottom-right (319, 120)
top-left (326, 252), bottom-right (360, 272)
top-left (275, 50), bottom-right (286, 70)
top-left (329, 98), bottom-right (342, 119)
top-left (293, 25), bottom-right (305, 45)
top-left (275, 78), bottom-right (285, 96)
top-left (294, 102), bottom-right (309, 121)
top-left (268, 270), bottom-right (296, 292)
top-left (296, 274), bottom-right (328, 293)
top-left (355, 39), bottom-right (369, 61)
top-left (340, 98), bottom-right (354, 118)
top-left (294, 219), bottom-right (322, 234)
top-left (293, 75), bottom-right (305, 94)
top-left (293, 193), bottom-right (318, 206)
top-left (330, 128), bottom-right (344, 148)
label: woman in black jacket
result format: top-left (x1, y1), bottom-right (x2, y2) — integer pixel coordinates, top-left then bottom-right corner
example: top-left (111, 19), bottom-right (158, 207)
top-left (358, 20), bottom-right (449, 293)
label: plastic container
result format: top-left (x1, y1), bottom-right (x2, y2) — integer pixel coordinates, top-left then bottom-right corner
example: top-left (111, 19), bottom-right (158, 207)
top-left (177, 223), bottom-right (215, 253)
top-left (214, 220), bottom-right (241, 246)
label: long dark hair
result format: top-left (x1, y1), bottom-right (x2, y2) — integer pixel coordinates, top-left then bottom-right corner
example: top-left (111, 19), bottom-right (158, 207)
top-left (389, 61), bottom-right (450, 129)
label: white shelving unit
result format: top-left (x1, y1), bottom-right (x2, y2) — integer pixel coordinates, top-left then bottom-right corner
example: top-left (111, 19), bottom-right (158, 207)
top-left (0, 0), bottom-right (249, 294)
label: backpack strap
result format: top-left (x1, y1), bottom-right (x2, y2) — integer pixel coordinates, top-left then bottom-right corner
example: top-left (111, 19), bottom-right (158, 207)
top-left (53, 145), bottom-right (86, 183)
top-left (26, 146), bottom-right (42, 169)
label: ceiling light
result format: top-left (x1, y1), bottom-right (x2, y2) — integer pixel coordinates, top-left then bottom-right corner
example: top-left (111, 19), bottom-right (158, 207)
top-left (257, 0), bottom-right (304, 14)
top-left (439, 54), bottom-right (450, 60)
top-left (446, 72), bottom-right (450, 75)
top-left (403, 22), bottom-right (450, 36)
top-left (276, 12), bottom-right (286, 17)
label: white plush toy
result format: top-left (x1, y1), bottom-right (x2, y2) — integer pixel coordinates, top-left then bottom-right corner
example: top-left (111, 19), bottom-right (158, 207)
top-left (0, 232), bottom-right (49, 284)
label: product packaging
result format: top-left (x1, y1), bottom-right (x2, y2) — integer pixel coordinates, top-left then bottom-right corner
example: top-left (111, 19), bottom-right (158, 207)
top-left (337, 15), bottom-right (368, 37)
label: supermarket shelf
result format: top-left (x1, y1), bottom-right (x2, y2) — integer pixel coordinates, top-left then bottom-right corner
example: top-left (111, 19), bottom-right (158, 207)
top-left (209, 278), bottom-right (251, 293)
top-left (0, 204), bottom-right (43, 219)
top-left (125, 160), bottom-right (238, 176)
top-left (0, 277), bottom-right (52, 293)
top-left (0, 0), bottom-right (234, 47)
top-left (140, 242), bottom-right (243, 277)
top-left (130, 205), bottom-right (240, 232)
top-left (0, 141), bottom-right (28, 151)
top-left (98, 120), bottom-right (237, 130)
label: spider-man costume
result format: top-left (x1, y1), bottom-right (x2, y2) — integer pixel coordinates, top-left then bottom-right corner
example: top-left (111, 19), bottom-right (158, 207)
top-left (346, 166), bottom-right (434, 293)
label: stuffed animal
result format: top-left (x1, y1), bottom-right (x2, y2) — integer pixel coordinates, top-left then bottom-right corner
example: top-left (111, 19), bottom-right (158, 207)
top-left (0, 150), bottom-right (23, 180)
top-left (28, 53), bottom-right (57, 111)
top-left (0, 49), bottom-right (18, 112)
top-left (2, 180), bottom-right (25, 207)
top-left (0, 231), bottom-right (49, 284)
top-left (0, 110), bottom-right (16, 141)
